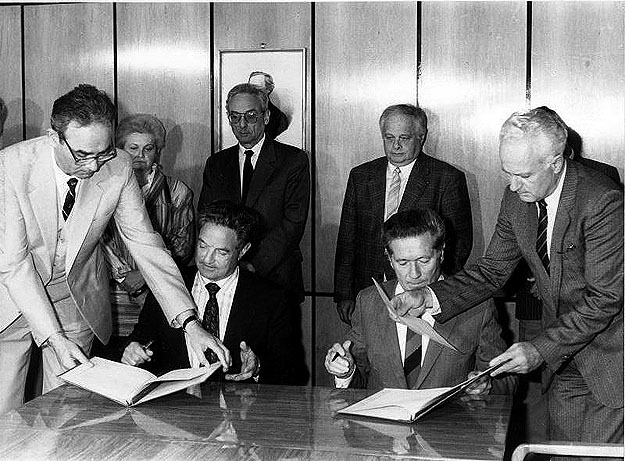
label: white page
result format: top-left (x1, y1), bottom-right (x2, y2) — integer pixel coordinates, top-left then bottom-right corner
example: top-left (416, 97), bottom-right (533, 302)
top-left (61, 357), bottom-right (157, 405)
top-left (134, 362), bottom-right (221, 405)
top-left (338, 387), bottom-right (452, 422)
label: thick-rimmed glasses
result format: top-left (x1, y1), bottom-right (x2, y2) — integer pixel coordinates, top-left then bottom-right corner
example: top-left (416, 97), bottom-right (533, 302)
top-left (227, 110), bottom-right (263, 125)
top-left (58, 132), bottom-right (117, 165)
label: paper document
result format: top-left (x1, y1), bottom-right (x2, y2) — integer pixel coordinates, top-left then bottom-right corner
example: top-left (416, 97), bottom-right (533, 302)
top-left (60, 357), bottom-right (220, 406)
top-left (372, 278), bottom-right (459, 352)
top-left (338, 360), bottom-right (510, 423)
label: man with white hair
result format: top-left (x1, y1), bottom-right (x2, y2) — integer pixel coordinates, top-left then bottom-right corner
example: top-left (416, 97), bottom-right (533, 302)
top-left (392, 107), bottom-right (623, 445)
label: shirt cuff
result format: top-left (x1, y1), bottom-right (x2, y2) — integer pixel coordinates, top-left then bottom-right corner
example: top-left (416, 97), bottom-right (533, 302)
top-left (426, 287), bottom-right (442, 316)
top-left (334, 369), bottom-right (355, 388)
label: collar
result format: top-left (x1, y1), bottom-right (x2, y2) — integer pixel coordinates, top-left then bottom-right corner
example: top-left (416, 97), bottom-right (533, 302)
top-left (197, 266), bottom-right (239, 291)
top-left (238, 135), bottom-right (266, 157)
top-left (543, 161), bottom-right (567, 210)
top-left (386, 157), bottom-right (418, 178)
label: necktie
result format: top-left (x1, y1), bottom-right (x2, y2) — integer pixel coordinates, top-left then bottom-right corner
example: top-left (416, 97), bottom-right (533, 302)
top-left (385, 167), bottom-right (401, 220)
top-left (536, 200), bottom-right (550, 274)
top-left (242, 150), bottom-right (254, 203)
top-left (202, 283), bottom-right (221, 363)
top-left (62, 178), bottom-right (78, 221)
top-left (404, 329), bottom-right (422, 388)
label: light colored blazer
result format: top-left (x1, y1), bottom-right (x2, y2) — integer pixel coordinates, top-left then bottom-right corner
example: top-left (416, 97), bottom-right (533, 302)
top-left (0, 134), bottom-right (196, 344)
top-left (348, 280), bottom-right (515, 394)
top-left (433, 160), bottom-right (624, 409)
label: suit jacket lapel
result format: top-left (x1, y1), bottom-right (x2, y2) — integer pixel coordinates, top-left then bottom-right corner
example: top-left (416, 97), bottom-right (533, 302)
top-left (245, 140), bottom-right (275, 207)
top-left (368, 159), bottom-right (387, 223)
top-left (399, 154), bottom-right (429, 211)
top-left (65, 175), bottom-right (104, 271)
top-left (223, 147), bottom-right (242, 202)
top-left (377, 280), bottom-right (407, 387)
top-left (549, 163), bottom-right (576, 313)
top-left (27, 149), bottom-right (58, 274)
top-left (415, 316), bottom-right (459, 389)
top-left (222, 271), bottom-right (249, 349)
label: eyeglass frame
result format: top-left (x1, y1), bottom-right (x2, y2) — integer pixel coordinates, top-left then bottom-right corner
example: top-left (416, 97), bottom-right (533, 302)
top-left (57, 131), bottom-right (117, 165)
top-left (226, 110), bottom-right (265, 125)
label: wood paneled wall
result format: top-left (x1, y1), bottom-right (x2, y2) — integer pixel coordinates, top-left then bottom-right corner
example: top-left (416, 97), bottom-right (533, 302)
top-left (0, 2), bottom-right (622, 386)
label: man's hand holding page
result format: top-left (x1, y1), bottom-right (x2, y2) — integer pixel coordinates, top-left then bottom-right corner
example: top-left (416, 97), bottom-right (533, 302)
top-left (464, 370), bottom-right (492, 396)
top-left (489, 342), bottom-right (544, 376)
top-left (389, 288), bottom-right (433, 318)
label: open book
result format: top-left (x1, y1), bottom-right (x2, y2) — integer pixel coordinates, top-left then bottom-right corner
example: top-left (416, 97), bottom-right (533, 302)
top-left (60, 357), bottom-right (221, 406)
top-left (337, 361), bottom-right (509, 423)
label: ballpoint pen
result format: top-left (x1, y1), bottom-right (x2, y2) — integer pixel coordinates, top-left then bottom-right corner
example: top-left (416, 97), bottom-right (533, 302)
top-left (142, 340), bottom-right (154, 351)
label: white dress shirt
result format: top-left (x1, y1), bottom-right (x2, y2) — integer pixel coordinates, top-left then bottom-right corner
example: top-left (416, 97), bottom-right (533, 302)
top-left (50, 141), bottom-right (81, 218)
top-left (238, 135), bottom-right (265, 196)
top-left (383, 159), bottom-right (417, 219)
top-left (186, 267), bottom-right (239, 368)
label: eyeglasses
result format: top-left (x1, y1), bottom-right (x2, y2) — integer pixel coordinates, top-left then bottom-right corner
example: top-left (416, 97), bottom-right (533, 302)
top-left (227, 110), bottom-right (263, 125)
top-left (58, 132), bottom-right (117, 165)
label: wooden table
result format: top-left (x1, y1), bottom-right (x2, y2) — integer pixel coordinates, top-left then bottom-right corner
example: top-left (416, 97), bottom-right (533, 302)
top-left (0, 382), bottom-right (512, 460)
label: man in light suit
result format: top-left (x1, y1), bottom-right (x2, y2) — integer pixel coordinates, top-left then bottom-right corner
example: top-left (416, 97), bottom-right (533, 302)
top-left (198, 83), bottom-right (309, 305)
top-left (0, 84), bottom-right (231, 414)
top-left (325, 209), bottom-right (515, 395)
top-left (122, 201), bottom-right (307, 385)
top-left (392, 107), bottom-right (623, 445)
top-left (334, 104), bottom-right (473, 325)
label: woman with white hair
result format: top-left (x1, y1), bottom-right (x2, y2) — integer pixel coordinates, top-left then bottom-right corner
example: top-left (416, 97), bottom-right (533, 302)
top-left (102, 114), bottom-right (195, 335)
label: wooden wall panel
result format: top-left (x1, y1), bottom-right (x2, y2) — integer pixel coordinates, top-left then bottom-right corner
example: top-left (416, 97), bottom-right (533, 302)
top-left (420, 2), bottom-right (526, 258)
top-left (314, 296), bottom-right (350, 387)
top-left (23, 4), bottom-right (114, 139)
top-left (532, 2), bottom-right (624, 179)
top-left (315, 2), bottom-right (417, 293)
top-left (0, 6), bottom-right (23, 148)
top-left (116, 3), bottom-right (212, 202)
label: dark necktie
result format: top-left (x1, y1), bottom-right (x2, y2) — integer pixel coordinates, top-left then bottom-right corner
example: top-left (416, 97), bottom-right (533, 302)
top-left (242, 150), bottom-right (254, 203)
top-left (536, 200), bottom-right (550, 274)
top-left (62, 178), bottom-right (78, 221)
top-left (202, 283), bottom-right (220, 363)
top-left (404, 329), bottom-right (422, 388)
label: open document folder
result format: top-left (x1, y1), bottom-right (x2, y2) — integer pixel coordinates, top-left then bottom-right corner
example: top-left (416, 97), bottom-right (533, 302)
top-left (60, 357), bottom-right (221, 406)
top-left (372, 278), bottom-right (459, 352)
top-left (337, 361), bottom-right (509, 423)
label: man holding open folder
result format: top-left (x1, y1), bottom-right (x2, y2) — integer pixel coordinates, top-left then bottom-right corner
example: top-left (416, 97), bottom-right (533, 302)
top-left (325, 209), bottom-right (515, 394)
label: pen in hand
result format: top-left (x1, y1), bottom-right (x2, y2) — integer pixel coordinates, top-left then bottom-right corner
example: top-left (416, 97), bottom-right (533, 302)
top-left (142, 340), bottom-right (154, 351)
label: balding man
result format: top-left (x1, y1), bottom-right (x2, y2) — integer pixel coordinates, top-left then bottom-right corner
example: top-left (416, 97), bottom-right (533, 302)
top-left (334, 104), bottom-right (473, 325)
top-left (392, 107), bottom-right (623, 446)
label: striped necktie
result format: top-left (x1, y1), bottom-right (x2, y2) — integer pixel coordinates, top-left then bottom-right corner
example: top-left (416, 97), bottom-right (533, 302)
top-left (404, 329), bottom-right (422, 388)
top-left (385, 167), bottom-right (401, 220)
top-left (536, 200), bottom-right (549, 274)
top-left (62, 178), bottom-right (78, 221)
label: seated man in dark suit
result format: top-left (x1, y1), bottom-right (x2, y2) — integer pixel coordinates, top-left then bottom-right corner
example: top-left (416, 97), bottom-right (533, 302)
top-left (325, 209), bottom-right (515, 394)
top-left (121, 200), bottom-right (307, 385)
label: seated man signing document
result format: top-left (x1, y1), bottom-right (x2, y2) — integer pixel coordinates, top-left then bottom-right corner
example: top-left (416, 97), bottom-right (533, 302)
top-left (326, 209), bottom-right (515, 395)
top-left (122, 201), bottom-right (307, 385)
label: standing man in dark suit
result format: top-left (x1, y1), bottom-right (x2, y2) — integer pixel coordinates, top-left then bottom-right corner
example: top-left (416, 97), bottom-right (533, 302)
top-left (198, 83), bottom-right (309, 305)
top-left (392, 107), bottom-right (623, 445)
top-left (122, 201), bottom-right (307, 385)
top-left (334, 104), bottom-right (473, 325)
top-left (326, 209), bottom-right (515, 394)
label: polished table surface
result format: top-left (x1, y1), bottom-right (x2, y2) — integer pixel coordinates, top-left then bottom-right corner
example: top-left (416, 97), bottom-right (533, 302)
top-left (0, 382), bottom-right (512, 460)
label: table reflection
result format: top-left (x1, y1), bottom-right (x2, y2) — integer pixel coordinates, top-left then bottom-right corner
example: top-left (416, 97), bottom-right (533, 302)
top-left (0, 382), bottom-right (511, 460)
